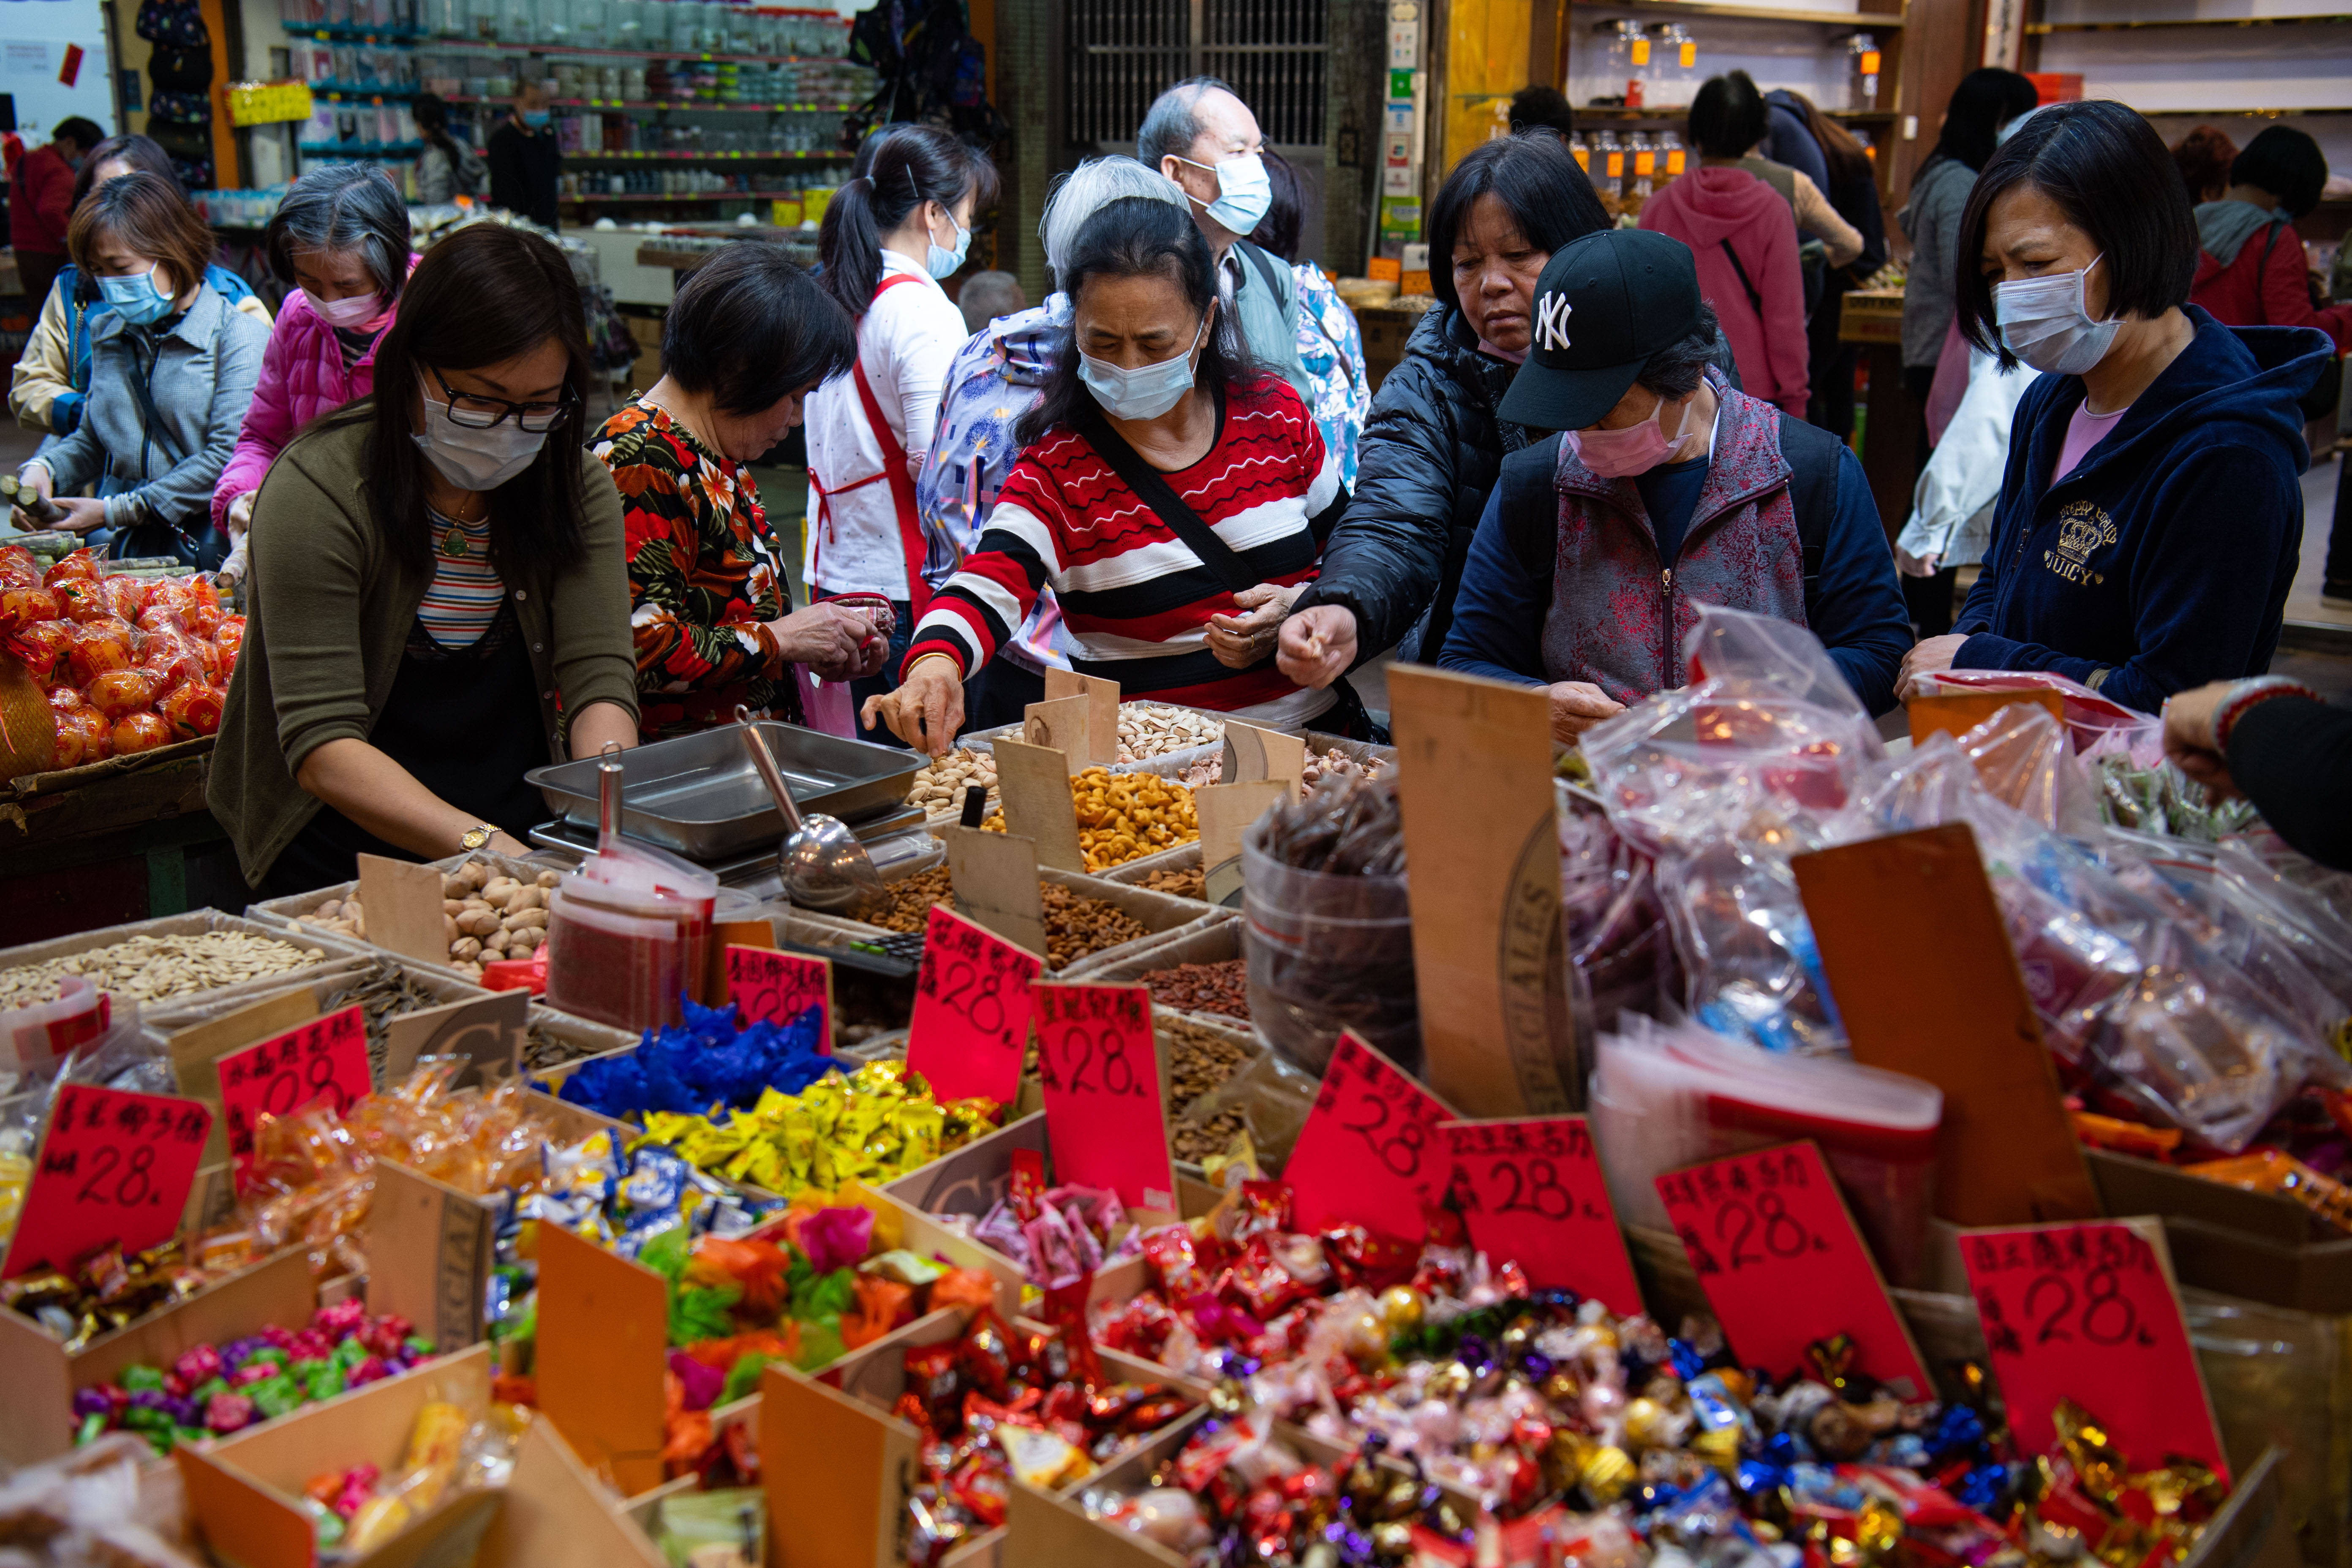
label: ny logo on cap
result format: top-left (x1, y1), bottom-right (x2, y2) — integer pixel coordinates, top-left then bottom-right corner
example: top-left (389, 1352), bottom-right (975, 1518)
top-left (1535, 292), bottom-right (1574, 353)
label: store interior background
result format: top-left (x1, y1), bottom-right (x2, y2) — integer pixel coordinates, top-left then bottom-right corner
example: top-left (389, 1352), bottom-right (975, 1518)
top-left (47, 0), bottom-right (2352, 713)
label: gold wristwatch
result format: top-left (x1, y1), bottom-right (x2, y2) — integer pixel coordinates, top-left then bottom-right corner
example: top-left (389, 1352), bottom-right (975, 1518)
top-left (460, 823), bottom-right (498, 852)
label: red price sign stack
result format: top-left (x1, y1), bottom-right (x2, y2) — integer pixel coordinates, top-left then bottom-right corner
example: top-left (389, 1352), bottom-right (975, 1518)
top-left (1960, 1220), bottom-right (2227, 1478)
top-left (1440, 1117), bottom-right (1643, 1313)
top-left (905, 905), bottom-right (1043, 1105)
top-left (1033, 982), bottom-right (1174, 1215)
top-left (2, 1084), bottom-right (212, 1278)
top-left (1656, 1141), bottom-right (1932, 1398)
top-left (217, 1004), bottom-right (372, 1192)
top-left (726, 945), bottom-right (833, 1049)
top-left (1287, 1032), bottom-right (1456, 1236)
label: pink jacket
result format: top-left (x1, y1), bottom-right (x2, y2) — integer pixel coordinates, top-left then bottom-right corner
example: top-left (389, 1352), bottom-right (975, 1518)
top-left (1639, 169), bottom-right (1809, 416)
top-left (211, 259), bottom-right (417, 529)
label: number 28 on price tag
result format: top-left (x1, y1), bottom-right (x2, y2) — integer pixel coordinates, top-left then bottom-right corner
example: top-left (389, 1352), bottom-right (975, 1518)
top-left (726, 945), bottom-right (833, 1048)
top-left (1440, 1117), bottom-right (1643, 1313)
top-left (217, 1004), bottom-right (372, 1193)
top-left (1033, 982), bottom-right (1174, 1216)
top-left (1285, 1032), bottom-right (1455, 1238)
top-left (905, 904), bottom-right (1043, 1105)
top-left (2, 1084), bottom-right (212, 1279)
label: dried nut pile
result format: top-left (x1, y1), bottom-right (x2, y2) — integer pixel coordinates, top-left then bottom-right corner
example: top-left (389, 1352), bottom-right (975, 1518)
top-left (906, 748), bottom-right (999, 816)
top-left (2, 930), bottom-right (327, 1009)
top-left (1299, 747), bottom-right (1385, 788)
top-left (863, 866), bottom-right (1151, 967)
top-left (1138, 866), bottom-right (1206, 900)
top-left (1164, 1016), bottom-right (1252, 1164)
top-left (1172, 754), bottom-right (1222, 789)
top-left (1117, 704), bottom-right (1222, 762)
top-left (302, 860), bottom-right (563, 980)
top-left (1137, 957), bottom-right (1249, 1019)
top-left (983, 767), bottom-right (1200, 871)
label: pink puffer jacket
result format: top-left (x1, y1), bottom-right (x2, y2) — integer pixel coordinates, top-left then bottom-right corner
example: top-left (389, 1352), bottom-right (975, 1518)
top-left (210, 257), bottom-right (418, 529)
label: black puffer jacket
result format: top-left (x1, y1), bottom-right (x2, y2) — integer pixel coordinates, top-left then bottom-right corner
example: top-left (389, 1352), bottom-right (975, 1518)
top-left (1300, 306), bottom-right (1528, 663)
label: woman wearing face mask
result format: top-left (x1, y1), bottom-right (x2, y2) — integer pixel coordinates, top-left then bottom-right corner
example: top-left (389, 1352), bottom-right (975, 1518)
top-left (209, 224), bottom-right (639, 896)
top-left (863, 197), bottom-right (1359, 757)
top-left (8, 173), bottom-right (267, 566)
top-left (593, 244), bottom-right (891, 738)
top-left (10, 133), bottom-right (273, 438)
top-left (1438, 229), bottom-right (1912, 735)
top-left (803, 125), bottom-right (999, 746)
top-left (1276, 135), bottom-right (1611, 691)
top-left (1897, 101), bottom-right (2332, 714)
top-left (212, 165), bottom-right (419, 586)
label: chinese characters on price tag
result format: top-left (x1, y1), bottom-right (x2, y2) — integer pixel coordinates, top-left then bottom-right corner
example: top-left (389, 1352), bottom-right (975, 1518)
top-left (1440, 1116), bottom-right (1642, 1312)
top-left (906, 905), bottom-right (1042, 1104)
top-left (216, 1004), bottom-right (372, 1193)
top-left (1960, 1220), bottom-right (2227, 1477)
top-left (726, 944), bottom-right (833, 1049)
top-left (1656, 1141), bottom-right (1931, 1397)
top-left (1033, 982), bottom-right (1173, 1215)
top-left (1287, 1032), bottom-right (1456, 1236)
top-left (2, 1085), bottom-right (212, 1278)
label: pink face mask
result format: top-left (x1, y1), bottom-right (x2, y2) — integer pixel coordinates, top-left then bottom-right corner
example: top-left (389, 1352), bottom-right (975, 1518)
top-left (1567, 392), bottom-right (1691, 479)
top-left (312, 290), bottom-right (388, 331)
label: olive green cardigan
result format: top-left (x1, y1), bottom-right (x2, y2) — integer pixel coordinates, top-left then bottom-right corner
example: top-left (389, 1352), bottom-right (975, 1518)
top-left (209, 415), bottom-right (640, 884)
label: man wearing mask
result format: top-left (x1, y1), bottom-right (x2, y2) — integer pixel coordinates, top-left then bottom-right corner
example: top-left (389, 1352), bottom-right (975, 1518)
top-left (487, 81), bottom-right (561, 229)
top-left (1138, 76), bottom-right (1312, 402)
top-left (1438, 229), bottom-right (1912, 735)
top-left (9, 118), bottom-right (103, 308)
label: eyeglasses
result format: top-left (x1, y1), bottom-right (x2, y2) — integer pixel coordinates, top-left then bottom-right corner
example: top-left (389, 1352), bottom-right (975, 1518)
top-left (428, 364), bottom-right (576, 433)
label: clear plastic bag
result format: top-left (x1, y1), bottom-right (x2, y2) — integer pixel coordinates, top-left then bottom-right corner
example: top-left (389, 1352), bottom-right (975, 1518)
top-left (1558, 786), bottom-right (1681, 1030)
top-left (1657, 817), bottom-right (1845, 1055)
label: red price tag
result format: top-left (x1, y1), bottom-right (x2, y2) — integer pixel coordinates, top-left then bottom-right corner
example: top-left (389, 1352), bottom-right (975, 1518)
top-left (726, 944), bottom-right (833, 1050)
top-left (1033, 983), bottom-right (1173, 1215)
top-left (906, 905), bottom-right (1042, 1105)
top-left (1287, 1032), bottom-right (1454, 1239)
top-left (1656, 1141), bottom-right (1931, 1398)
top-left (1440, 1117), bottom-right (1643, 1314)
top-left (2, 1084), bottom-right (211, 1279)
top-left (217, 1005), bottom-right (372, 1193)
top-left (1961, 1220), bottom-right (2227, 1478)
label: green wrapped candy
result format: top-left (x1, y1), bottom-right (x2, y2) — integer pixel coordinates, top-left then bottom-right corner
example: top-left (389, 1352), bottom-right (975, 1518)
top-left (172, 1424), bottom-right (208, 1448)
top-left (331, 1338), bottom-right (369, 1372)
top-left (74, 1412), bottom-right (107, 1446)
top-left (245, 1347), bottom-right (289, 1370)
top-left (122, 1403), bottom-right (172, 1432)
top-left (248, 1373), bottom-right (303, 1419)
top-left (403, 1336), bottom-right (436, 1358)
top-left (193, 1376), bottom-right (230, 1403)
top-left (302, 1364), bottom-right (345, 1402)
top-left (119, 1365), bottom-right (166, 1392)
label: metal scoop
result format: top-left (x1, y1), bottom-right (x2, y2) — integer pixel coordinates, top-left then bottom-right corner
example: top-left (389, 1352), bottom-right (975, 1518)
top-left (736, 707), bottom-right (889, 919)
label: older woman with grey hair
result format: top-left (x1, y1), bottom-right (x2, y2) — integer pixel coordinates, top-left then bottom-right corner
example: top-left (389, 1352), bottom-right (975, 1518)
top-left (212, 163), bottom-right (417, 574)
top-left (912, 155), bottom-right (1188, 725)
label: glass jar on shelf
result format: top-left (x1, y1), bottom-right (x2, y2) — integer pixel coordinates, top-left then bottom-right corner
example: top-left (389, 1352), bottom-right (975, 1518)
top-left (1569, 132), bottom-right (1591, 177)
top-left (1649, 22), bottom-right (1696, 108)
top-left (1659, 129), bottom-right (1686, 181)
top-left (1594, 128), bottom-right (1626, 214)
top-left (1628, 131), bottom-right (1655, 211)
top-left (1847, 33), bottom-right (1881, 112)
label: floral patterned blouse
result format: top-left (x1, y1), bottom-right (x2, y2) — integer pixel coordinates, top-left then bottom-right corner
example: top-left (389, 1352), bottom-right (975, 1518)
top-left (591, 397), bottom-right (805, 738)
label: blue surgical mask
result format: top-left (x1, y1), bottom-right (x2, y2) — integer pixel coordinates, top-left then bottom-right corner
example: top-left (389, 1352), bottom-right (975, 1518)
top-left (1176, 152), bottom-right (1271, 235)
top-left (1080, 316), bottom-right (1207, 421)
top-left (521, 109), bottom-right (551, 129)
top-left (1995, 253), bottom-right (2118, 376)
top-left (926, 212), bottom-right (970, 281)
top-left (98, 264), bottom-right (174, 327)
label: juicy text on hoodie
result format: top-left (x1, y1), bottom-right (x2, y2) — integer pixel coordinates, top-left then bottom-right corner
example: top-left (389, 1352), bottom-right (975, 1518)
top-left (1639, 168), bottom-right (1810, 416)
top-left (1952, 306), bottom-right (2330, 713)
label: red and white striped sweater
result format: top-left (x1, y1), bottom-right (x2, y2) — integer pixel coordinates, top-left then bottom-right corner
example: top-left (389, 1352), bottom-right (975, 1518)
top-left (904, 376), bottom-right (1345, 721)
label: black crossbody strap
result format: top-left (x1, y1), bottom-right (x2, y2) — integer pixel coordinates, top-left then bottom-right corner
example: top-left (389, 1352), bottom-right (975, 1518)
top-left (1719, 240), bottom-right (1766, 316)
top-left (1073, 400), bottom-right (1260, 594)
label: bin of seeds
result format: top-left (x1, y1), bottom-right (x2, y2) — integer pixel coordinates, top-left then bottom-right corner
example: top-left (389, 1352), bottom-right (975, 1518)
top-left (864, 866), bottom-right (1205, 971)
top-left (0, 913), bottom-right (341, 1015)
top-left (980, 766), bottom-right (1200, 871)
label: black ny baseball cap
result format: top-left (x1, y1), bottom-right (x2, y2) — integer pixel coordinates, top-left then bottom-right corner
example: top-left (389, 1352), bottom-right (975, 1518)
top-left (1497, 228), bottom-right (1703, 432)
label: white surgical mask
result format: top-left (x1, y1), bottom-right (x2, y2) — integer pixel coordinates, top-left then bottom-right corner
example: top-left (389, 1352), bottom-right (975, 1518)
top-left (1995, 253), bottom-right (2119, 376)
top-left (311, 290), bottom-right (388, 330)
top-left (925, 211), bottom-right (971, 281)
top-left (1176, 152), bottom-right (1271, 235)
top-left (413, 383), bottom-right (550, 490)
top-left (1081, 317), bottom-right (1207, 421)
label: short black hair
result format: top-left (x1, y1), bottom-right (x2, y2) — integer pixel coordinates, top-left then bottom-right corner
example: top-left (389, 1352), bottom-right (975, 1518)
top-left (1633, 301), bottom-right (1724, 400)
top-left (1687, 71), bottom-right (1767, 160)
top-left (1257, 146), bottom-right (1302, 262)
top-left (53, 117), bottom-right (103, 153)
top-left (1955, 100), bottom-right (2198, 365)
top-left (664, 243), bottom-right (858, 415)
top-left (1509, 86), bottom-right (1575, 140)
top-left (2229, 125), bottom-right (2329, 219)
top-left (1426, 132), bottom-right (1610, 319)
top-left (1933, 68), bottom-right (2041, 173)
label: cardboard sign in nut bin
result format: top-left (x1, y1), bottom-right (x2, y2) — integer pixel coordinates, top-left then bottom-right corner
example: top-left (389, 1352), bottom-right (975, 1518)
top-left (1044, 669), bottom-right (1121, 766)
top-left (1022, 695), bottom-right (1096, 775)
top-left (991, 738), bottom-right (1088, 874)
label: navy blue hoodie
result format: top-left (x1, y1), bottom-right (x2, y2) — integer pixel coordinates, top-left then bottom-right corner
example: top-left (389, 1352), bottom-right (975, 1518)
top-left (1952, 306), bottom-right (2329, 714)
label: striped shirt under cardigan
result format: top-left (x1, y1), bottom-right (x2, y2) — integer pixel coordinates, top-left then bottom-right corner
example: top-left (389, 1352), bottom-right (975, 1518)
top-left (904, 376), bottom-right (1346, 725)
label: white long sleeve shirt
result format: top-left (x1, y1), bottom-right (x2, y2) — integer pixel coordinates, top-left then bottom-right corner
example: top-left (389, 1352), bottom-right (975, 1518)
top-left (1896, 347), bottom-right (2035, 575)
top-left (802, 249), bottom-right (969, 600)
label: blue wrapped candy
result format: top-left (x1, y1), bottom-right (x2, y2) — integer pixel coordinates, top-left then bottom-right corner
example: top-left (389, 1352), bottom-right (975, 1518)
top-left (552, 996), bottom-right (830, 1121)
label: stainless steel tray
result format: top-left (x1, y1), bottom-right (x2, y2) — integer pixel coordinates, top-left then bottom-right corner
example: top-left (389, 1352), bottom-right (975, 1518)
top-left (525, 721), bottom-right (921, 860)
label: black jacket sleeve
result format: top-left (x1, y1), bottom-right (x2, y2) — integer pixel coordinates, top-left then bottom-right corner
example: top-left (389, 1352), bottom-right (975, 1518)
top-left (1299, 347), bottom-right (1465, 657)
top-left (2227, 697), bottom-right (2352, 871)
